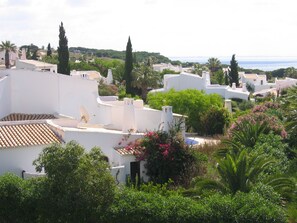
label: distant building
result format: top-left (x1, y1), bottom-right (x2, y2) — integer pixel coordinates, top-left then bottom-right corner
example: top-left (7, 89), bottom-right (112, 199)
top-left (153, 63), bottom-right (182, 73)
top-left (240, 72), bottom-right (275, 91)
top-left (16, 59), bottom-right (57, 73)
top-left (151, 71), bottom-right (250, 100)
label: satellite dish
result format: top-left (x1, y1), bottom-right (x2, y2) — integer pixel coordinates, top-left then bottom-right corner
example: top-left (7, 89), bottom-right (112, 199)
top-left (80, 106), bottom-right (90, 123)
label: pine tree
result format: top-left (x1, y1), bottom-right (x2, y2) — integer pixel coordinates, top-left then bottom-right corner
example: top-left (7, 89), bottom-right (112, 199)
top-left (47, 43), bottom-right (52, 57)
top-left (124, 36), bottom-right (134, 95)
top-left (57, 22), bottom-right (70, 75)
top-left (229, 54), bottom-right (239, 87)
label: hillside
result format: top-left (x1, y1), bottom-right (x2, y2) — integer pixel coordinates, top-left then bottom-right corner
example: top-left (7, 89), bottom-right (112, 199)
top-left (69, 47), bottom-right (172, 63)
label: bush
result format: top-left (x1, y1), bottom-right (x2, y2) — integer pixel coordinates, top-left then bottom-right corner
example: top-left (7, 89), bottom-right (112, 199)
top-left (0, 173), bottom-right (38, 222)
top-left (106, 188), bottom-right (287, 223)
top-left (106, 188), bottom-right (209, 223)
top-left (0, 174), bottom-right (26, 223)
top-left (98, 83), bottom-right (118, 96)
top-left (199, 106), bottom-right (230, 135)
top-left (128, 130), bottom-right (202, 186)
top-left (33, 141), bottom-right (116, 223)
top-left (234, 192), bottom-right (286, 223)
top-left (253, 133), bottom-right (289, 176)
top-left (147, 89), bottom-right (225, 134)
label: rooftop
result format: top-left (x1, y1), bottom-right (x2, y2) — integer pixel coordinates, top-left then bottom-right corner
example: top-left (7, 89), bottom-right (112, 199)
top-left (0, 122), bottom-right (62, 148)
top-left (18, 59), bottom-right (56, 67)
top-left (115, 146), bottom-right (142, 156)
top-left (0, 113), bottom-right (57, 122)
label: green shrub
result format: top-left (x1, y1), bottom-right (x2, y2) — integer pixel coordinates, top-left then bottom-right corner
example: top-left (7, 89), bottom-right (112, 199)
top-left (0, 173), bottom-right (26, 223)
top-left (199, 106), bottom-right (230, 135)
top-left (147, 89), bottom-right (225, 134)
top-left (33, 142), bottom-right (116, 223)
top-left (106, 188), bottom-right (287, 223)
top-left (234, 192), bottom-right (286, 223)
top-left (106, 188), bottom-right (209, 223)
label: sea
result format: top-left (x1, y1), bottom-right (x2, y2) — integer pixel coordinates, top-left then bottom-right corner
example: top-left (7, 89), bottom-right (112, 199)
top-left (169, 56), bottom-right (297, 72)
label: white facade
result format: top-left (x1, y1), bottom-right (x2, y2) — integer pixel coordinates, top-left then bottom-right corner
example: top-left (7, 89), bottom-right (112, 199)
top-left (275, 77), bottom-right (297, 90)
top-left (16, 59), bottom-right (57, 73)
top-left (70, 70), bottom-right (103, 82)
top-left (240, 73), bottom-right (275, 91)
top-left (0, 69), bottom-right (180, 182)
top-left (151, 71), bottom-right (250, 100)
top-left (153, 63), bottom-right (182, 73)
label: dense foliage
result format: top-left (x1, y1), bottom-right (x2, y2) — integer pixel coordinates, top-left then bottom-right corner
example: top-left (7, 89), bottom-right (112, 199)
top-left (125, 130), bottom-right (201, 185)
top-left (105, 188), bottom-right (286, 223)
top-left (147, 89), bottom-right (228, 135)
top-left (0, 142), bottom-right (115, 223)
top-left (69, 47), bottom-right (171, 63)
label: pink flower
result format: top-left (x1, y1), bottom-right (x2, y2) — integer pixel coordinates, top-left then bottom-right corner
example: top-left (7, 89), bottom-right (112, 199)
top-left (162, 149), bottom-right (169, 157)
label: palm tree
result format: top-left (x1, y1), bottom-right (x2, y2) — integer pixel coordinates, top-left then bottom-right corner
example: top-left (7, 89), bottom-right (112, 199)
top-left (132, 58), bottom-right (161, 101)
top-left (206, 57), bottom-right (221, 74)
top-left (192, 150), bottom-right (294, 195)
top-left (0, 41), bottom-right (17, 69)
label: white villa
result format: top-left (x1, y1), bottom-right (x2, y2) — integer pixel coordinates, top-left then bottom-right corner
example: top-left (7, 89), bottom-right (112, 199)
top-left (16, 59), bottom-right (57, 73)
top-left (239, 72), bottom-right (297, 96)
top-left (151, 71), bottom-right (250, 100)
top-left (239, 72), bottom-right (274, 92)
top-left (0, 69), bottom-right (180, 183)
top-left (70, 69), bottom-right (113, 84)
top-left (153, 63), bottom-right (183, 73)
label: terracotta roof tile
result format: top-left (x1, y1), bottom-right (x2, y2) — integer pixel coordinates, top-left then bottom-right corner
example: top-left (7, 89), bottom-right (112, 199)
top-left (115, 147), bottom-right (142, 156)
top-left (0, 113), bottom-right (56, 121)
top-left (0, 123), bottom-right (62, 148)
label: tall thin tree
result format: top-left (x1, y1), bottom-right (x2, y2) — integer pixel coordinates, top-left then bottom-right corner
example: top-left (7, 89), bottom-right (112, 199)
top-left (47, 43), bottom-right (52, 57)
top-left (229, 54), bottom-right (239, 87)
top-left (57, 22), bottom-right (70, 75)
top-left (124, 36), bottom-right (134, 95)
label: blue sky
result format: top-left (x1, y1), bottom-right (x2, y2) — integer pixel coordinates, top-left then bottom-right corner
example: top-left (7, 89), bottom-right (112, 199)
top-left (1, 0), bottom-right (297, 58)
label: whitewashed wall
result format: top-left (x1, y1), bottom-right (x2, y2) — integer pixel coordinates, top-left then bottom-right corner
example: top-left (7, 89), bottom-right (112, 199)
top-left (4, 70), bottom-right (59, 114)
top-left (58, 74), bottom-right (99, 123)
top-left (0, 146), bottom-right (44, 177)
top-left (0, 75), bottom-right (11, 119)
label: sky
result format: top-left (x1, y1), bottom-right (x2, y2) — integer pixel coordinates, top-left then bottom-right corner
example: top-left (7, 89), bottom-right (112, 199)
top-left (1, 0), bottom-right (297, 59)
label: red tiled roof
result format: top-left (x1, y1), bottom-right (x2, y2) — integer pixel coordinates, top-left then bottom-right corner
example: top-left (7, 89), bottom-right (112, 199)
top-left (0, 113), bottom-right (56, 122)
top-left (0, 123), bottom-right (62, 148)
top-left (115, 147), bottom-right (142, 156)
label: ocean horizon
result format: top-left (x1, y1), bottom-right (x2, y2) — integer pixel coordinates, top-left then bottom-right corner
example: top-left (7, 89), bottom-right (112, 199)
top-left (169, 56), bottom-right (297, 71)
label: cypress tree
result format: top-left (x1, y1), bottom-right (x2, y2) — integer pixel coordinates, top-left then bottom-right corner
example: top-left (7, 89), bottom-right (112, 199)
top-left (57, 22), bottom-right (70, 75)
top-left (124, 36), bottom-right (134, 95)
top-left (229, 54), bottom-right (239, 87)
top-left (47, 43), bottom-right (52, 57)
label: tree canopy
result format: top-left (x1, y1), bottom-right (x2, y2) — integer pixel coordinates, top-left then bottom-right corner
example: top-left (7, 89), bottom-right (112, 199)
top-left (0, 40), bottom-right (16, 68)
top-left (33, 141), bottom-right (115, 222)
top-left (229, 54), bottom-right (239, 87)
top-left (124, 36), bottom-right (134, 95)
top-left (57, 22), bottom-right (70, 75)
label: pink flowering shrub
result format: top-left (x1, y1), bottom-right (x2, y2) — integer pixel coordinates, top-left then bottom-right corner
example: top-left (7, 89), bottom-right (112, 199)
top-left (229, 101), bottom-right (287, 139)
top-left (124, 130), bottom-right (199, 185)
top-left (252, 102), bottom-right (280, 113)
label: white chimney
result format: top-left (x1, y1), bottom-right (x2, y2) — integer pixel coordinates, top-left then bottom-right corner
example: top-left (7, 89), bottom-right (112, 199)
top-left (122, 98), bottom-right (136, 133)
top-left (160, 106), bottom-right (173, 132)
